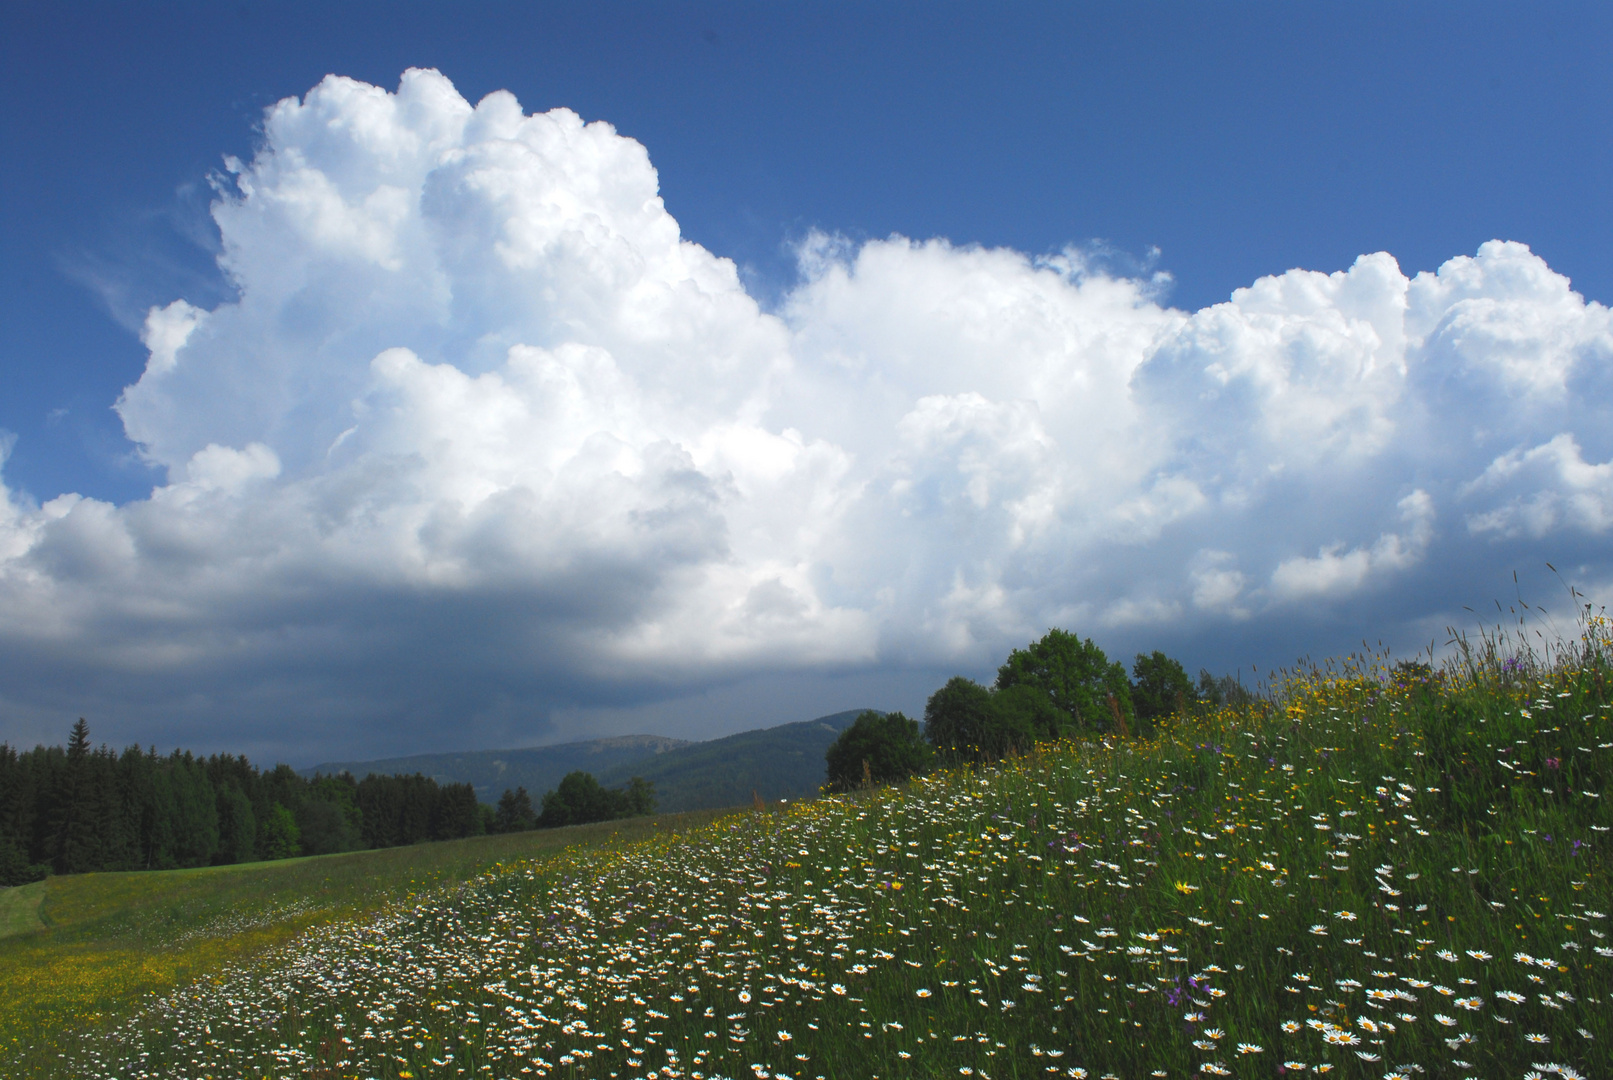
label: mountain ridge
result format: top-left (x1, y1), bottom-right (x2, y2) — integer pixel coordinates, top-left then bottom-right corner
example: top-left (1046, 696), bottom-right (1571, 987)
top-left (303, 710), bottom-right (872, 812)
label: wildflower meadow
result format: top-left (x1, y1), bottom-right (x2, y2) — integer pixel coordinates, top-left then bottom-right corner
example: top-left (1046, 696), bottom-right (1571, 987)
top-left (13, 616), bottom-right (1613, 1080)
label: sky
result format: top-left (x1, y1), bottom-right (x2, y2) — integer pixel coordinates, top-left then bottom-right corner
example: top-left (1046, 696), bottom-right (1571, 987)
top-left (1, 2), bottom-right (1610, 764)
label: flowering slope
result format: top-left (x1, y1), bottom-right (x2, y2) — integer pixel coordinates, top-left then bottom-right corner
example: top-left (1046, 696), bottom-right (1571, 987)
top-left (87, 655), bottom-right (1612, 1080)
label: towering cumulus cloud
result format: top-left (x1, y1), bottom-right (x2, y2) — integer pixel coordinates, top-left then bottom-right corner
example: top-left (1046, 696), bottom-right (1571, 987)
top-left (2, 69), bottom-right (1610, 755)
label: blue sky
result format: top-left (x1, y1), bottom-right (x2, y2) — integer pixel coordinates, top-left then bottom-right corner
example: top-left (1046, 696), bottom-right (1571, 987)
top-left (1, 3), bottom-right (1610, 762)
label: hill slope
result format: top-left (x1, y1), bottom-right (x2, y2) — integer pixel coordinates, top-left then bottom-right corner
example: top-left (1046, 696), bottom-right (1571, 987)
top-left (68, 653), bottom-right (1612, 1078)
top-left (594, 709), bottom-right (867, 812)
top-left (303, 733), bottom-right (689, 803)
top-left (303, 709), bottom-right (870, 811)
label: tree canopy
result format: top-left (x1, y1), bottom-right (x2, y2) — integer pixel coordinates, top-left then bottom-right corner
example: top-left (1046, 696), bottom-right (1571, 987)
top-left (923, 677), bottom-right (1033, 761)
top-left (536, 772), bottom-right (655, 829)
top-left (0, 721), bottom-right (488, 885)
top-left (1130, 650), bottom-right (1197, 727)
top-left (995, 628), bottom-right (1135, 735)
top-left (824, 711), bottom-right (930, 792)
top-left (492, 786), bottom-right (537, 833)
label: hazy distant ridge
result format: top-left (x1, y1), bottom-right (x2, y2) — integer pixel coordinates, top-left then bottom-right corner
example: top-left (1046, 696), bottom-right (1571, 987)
top-left (594, 710), bottom-right (866, 813)
top-left (304, 711), bottom-right (870, 812)
top-left (303, 734), bottom-right (689, 805)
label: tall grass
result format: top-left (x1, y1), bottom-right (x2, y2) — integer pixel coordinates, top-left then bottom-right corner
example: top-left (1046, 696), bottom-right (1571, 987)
top-left (13, 614), bottom-right (1613, 1080)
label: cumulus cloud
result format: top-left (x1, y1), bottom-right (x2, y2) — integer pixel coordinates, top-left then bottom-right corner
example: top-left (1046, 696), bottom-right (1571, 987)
top-left (2, 69), bottom-right (1610, 758)
top-left (1270, 490), bottom-right (1435, 601)
top-left (1462, 435), bottom-right (1613, 538)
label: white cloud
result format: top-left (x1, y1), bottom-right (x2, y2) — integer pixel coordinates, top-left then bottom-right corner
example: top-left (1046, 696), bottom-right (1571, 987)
top-left (1189, 550), bottom-right (1248, 618)
top-left (1137, 251), bottom-right (1413, 472)
top-left (1462, 434), bottom-right (1613, 538)
top-left (1, 68), bottom-right (1610, 756)
top-left (1270, 490), bottom-right (1436, 601)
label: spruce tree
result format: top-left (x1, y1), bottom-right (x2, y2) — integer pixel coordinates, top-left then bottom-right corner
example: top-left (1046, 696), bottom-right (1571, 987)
top-left (55, 719), bottom-right (102, 874)
top-left (493, 786), bottom-right (536, 833)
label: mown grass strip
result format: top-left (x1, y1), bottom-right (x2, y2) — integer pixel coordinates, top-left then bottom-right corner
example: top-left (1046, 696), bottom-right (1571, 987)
top-left (0, 879), bottom-right (46, 938)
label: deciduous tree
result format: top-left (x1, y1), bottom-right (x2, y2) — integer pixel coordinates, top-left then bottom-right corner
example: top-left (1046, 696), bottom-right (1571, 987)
top-left (824, 711), bottom-right (930, 792)
top-left (995, 629), bottom-right (1134, 735)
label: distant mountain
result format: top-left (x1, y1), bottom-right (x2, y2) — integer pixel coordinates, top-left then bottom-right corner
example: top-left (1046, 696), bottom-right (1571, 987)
top-left (302, 734), bottom-right (690, 804)
top-left (304, 709), bottom-right (871, 813)
top-left (594, 709), bottom-right (867, 813)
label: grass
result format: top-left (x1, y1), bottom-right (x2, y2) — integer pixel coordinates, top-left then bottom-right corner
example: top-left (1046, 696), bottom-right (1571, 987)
top-left (7, 621), bottom-right (1612, 1080)
top-left (0, 879), bottom-right (46, 937)
top-left (0, 808), bottom-right (735, 1076)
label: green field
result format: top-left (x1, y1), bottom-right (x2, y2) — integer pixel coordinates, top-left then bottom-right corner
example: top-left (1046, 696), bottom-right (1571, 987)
top-left (4, 634), bottom-right (1611, 1080)
top-left (0, 808), bottom-right (736, 1076)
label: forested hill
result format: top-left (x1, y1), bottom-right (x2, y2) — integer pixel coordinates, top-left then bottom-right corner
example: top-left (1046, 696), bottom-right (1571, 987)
top-left (0, 710), bottom-right (868, 884)
top-left (302, 734), bottom-right (689, 805)
top-left (594, 710), bottom-right (866, 812)
top-left (308, 710), bottom-right (869, 815)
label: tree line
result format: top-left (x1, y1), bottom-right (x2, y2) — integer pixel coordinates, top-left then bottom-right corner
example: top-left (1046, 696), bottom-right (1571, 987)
top-left (489, 771), bottom-right (656, 833)
top-left (0, 720), bottom-right (654, 886)
top-left (824, 628), bottom-right (1255, 791)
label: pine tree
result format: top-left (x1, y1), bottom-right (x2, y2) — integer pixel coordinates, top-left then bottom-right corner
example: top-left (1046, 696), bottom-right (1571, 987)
top-left (66, 719), bottom-right (90, 763)
top-left (54, 719), bottom-right (102, 873)
top-left (493, 786), bottom-right (536, 833)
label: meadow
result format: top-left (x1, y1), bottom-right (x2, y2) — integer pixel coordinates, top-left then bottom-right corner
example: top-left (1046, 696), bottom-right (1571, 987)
top-left (0, 809), bottom-right (736, 1076)
top-left (5, 621), bottom-right (1611, 1080)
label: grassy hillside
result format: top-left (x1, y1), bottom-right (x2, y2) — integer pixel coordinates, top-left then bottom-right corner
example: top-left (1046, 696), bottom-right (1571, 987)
top-left (13, 641), bottom-right (1613, 1079)
top-left (0, 807), bottom-right (738, 1076)
top-left (303, 733), bottom-right (691, 803)
top-left (595, 708), bottom-right (867, 811)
